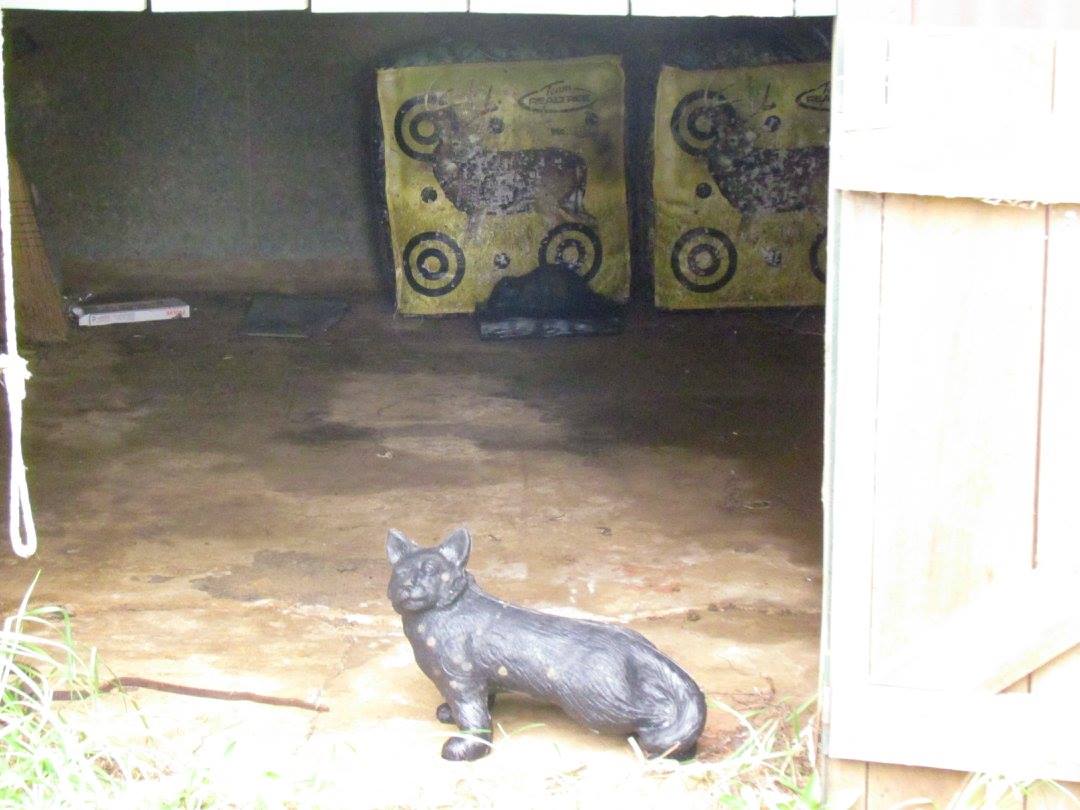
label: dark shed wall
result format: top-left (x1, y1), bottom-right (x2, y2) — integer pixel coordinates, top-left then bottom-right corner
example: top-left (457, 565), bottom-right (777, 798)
top-left (6, 11), bottom-right (394, 296)
top-left (3, 11), bottom-right (828, 298)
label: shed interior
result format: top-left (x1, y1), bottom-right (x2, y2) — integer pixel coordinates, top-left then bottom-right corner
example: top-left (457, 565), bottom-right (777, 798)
top-left (1, 10), bottom-right (829, 804)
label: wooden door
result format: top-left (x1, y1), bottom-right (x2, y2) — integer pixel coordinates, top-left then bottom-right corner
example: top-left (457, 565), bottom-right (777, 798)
top-left (822, 1), bottom-right (1080, 804)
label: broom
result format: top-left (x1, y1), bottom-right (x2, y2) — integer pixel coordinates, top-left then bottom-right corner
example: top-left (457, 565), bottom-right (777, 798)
top-left (6, 157), bottom-right (66, 344)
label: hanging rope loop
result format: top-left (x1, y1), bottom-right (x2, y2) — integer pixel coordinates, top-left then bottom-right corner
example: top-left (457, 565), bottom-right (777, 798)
top-left (0, 23), bottom-right (37, 559)
top-left (0, 352), bottom-right (29, 395)
top-left (1, 351), bottom-right (35, 558)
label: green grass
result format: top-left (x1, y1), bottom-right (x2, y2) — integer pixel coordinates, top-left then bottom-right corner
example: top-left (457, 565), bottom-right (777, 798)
top-left (0, 573), bottom-right (219, 809)
top-left (618, 695), bottom-right (825, 810)
top-left (943, 773), bottom-right (1080, 810)
top-left (2, 571), bottom-right (121, 806)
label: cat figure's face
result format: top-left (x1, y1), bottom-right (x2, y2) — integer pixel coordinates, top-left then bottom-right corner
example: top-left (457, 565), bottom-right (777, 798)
top-left (386, 528), bottom-right (472, 615)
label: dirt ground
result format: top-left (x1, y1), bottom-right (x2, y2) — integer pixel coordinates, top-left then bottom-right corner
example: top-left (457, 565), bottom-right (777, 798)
top-left (1, 297), bottom-right (824, 807)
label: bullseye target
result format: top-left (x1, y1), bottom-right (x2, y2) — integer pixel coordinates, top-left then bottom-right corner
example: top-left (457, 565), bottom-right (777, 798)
top-left (670, 90), bottom-right (736, 157)
top-left (538, 223), bottom-right (603, 282)
top-left (394, 94), bottom-right (447, 163)
top-left (403, 231), bottom-right (466, 297)
top-left (671, 227), bottom-right (737, 293)
top-left (810, 228), bottom-right (826, 283)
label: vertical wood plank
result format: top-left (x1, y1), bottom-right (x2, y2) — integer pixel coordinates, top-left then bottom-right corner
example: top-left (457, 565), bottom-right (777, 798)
top-left (1035, 206), bottom-right (1080, 568)
top-left (824, 759), bottom-right (868, 809)
top-left (868, 197), bottom-right (1045, 676)
top-left (821, 191), bottom-right (883, 700)
top-left (821, 192), bottom-right (884, 778)
top-left (831, 20), bottom-right (889, 142)
top-left (1031, 204), bottom-right (1080, 697)
top-left (1043, 66), bottom-right (1080, 722)
top-left (866, 763), bottom-right (969, 810)
top-left (858, 763), bottom-right (1077, 809)
top-left (1055, 33), bottom-right (1080, 114)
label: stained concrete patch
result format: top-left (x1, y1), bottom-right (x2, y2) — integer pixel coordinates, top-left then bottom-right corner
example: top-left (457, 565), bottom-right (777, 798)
top-left (192, 550), bottom-right (385, 609)
top-left (279, 421), bottom-right (380, 445)
top-left (478, 560), bottom-right (529, 580)
top-left (325, 372), bottom-right (567, 457)
top-left (7, 298), bottom-right (826, 803)
top-left (42, 404), bottom-right (152, 448)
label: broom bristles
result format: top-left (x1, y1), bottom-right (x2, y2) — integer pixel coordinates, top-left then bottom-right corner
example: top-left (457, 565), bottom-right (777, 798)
top-left (7, 157), bottom-right (67, 345)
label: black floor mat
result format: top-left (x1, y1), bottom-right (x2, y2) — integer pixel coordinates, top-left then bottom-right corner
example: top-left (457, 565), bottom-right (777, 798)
top-left (241, 295), bottom-right (349, 339)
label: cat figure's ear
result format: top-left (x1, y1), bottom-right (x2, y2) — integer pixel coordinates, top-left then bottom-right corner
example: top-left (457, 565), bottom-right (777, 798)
top-left (437, 527), bottom-right (472, 569)
top-left (386, 529), bottom-right (421, 565)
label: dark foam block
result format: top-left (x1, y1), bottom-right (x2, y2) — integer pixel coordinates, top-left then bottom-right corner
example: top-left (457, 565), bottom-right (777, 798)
top-left (476, 262), bottom-right (625, 341)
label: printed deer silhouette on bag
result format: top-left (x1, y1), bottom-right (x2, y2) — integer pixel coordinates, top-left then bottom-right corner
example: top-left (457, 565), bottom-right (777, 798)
top-left (672, 84), bottom-right (828, 243)
top-left (399, 89), bottom-right (595, 238)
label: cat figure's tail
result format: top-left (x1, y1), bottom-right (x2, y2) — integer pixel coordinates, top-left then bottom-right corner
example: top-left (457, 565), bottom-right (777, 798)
top-left (634, 655), bottom-right (708, 760)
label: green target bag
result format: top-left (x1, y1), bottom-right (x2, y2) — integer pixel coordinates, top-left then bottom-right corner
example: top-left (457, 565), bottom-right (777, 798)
top-left (652, 62), bottom-right (830, 309)
top-left (377, 55), bottom-right (630, 315)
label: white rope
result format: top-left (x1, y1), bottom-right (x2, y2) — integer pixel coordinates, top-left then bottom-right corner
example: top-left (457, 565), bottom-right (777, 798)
top-left (0, 355), bottom-right (34, 558)
top-left (0, 24), bottom-right (38, 559)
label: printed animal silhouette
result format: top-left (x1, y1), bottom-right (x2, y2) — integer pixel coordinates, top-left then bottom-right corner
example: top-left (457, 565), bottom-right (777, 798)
top-left (705, 108), bottom-right (827, 216)
top-left (421, 93), bottom-right (594, 236)
top-left (386, 527), bottom-right (707, 761)
top-left (674, 91), bottom-right (827, 217)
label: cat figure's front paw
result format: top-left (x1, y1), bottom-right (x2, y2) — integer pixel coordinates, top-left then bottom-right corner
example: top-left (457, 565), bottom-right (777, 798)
top-left (441, 734), bottom-right (491, 761)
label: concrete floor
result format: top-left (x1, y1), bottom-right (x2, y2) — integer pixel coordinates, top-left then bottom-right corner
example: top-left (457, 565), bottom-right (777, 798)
top-left (1, 298), bottom-right (824, 807)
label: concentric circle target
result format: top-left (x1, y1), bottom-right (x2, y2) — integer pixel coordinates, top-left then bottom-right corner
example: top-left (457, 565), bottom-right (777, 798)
top-left (394, 94), bottom-right (447, 163)
top-left (810, 228), bottom-right (827, 283)
top-left (538, 223), bottom-right (603, 282)
top-left (403, 231), bottom-right (466, 297)
top-left (670, 90), bottom-right (735, 157)
top-left (671, 227), bottom-right (737, 293)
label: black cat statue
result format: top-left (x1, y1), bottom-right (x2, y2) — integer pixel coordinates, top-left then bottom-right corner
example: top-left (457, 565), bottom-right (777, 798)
top-left (386, 527), bottom-right (707, 761)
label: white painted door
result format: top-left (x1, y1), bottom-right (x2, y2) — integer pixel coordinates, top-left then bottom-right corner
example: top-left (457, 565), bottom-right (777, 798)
top-left (822, 1), bottom-right (1080, 784)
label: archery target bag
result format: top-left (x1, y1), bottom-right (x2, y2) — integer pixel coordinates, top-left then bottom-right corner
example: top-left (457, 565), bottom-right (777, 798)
top-left (377, 55), bottom-right (630, 315)
top-left (652, 61), bottom-right (830, 309)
